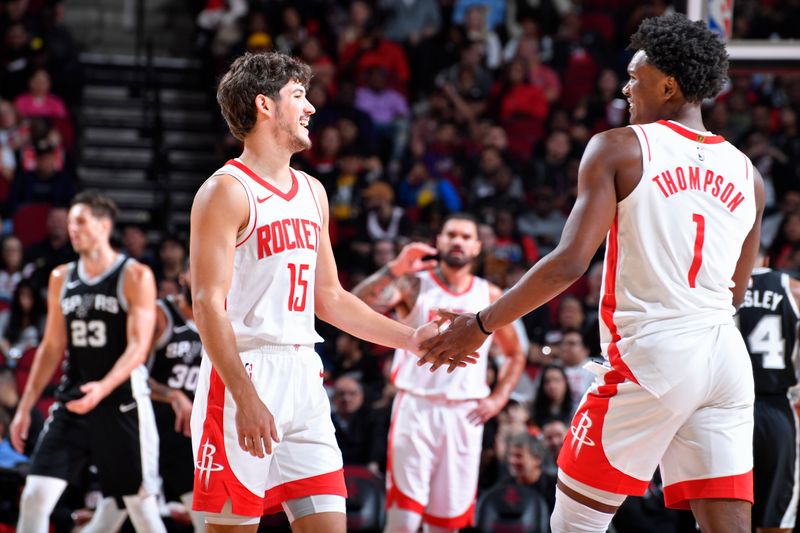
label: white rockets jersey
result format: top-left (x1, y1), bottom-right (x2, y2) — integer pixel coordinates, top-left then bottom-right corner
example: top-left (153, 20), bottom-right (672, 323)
top-left (215, 159), bottom-right (324, 350)
top-left (392, 270), bottom-right (492, 399)
top-left (601, 120), bottom-right (757, 396)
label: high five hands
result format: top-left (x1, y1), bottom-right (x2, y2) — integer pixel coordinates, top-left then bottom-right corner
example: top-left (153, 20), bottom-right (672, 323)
top-left (416, 309), bottom-right (490, 372)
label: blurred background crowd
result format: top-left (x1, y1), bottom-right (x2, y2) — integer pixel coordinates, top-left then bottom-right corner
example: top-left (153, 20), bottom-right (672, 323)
top-left (0, 0), bottom-right (799, 531)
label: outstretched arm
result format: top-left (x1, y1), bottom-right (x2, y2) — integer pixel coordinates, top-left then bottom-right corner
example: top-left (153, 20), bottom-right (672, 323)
top-left (10, 266), bottom-right (69, 452)
top-left (420, 129), bottom-right (632, 370)
top-left (66, 262), bottom-right (157, 414)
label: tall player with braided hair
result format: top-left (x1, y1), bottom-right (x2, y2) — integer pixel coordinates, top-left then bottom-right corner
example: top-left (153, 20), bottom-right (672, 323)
top-left (420, 13), bottom-right (765, 533)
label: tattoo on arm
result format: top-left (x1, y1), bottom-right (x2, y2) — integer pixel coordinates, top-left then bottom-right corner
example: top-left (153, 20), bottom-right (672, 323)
top-left (352, 265), bottom-right (403, 308)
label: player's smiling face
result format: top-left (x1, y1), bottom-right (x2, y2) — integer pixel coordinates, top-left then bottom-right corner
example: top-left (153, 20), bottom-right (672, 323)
top-left (622, 50), bottom-right (671, 125)
top-left (273, 80), bottom-right (314, 153)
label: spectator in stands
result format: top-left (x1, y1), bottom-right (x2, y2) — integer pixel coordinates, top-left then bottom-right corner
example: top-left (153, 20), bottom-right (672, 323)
top-left (514, 34), bottom-right (561, 104)
top-left (541, 419), bottom-right (567, 473)
top-left (331, 375), bottom-right (381, 466)
top-left (354, 66), bottom-right (410, 161)
top-left (530, 364), bottom-right (574, 428)
top-left (0, 100), bottom-right (18, 185)
top-left (504, 432), bottom-right (557, 512)
top-left (397, 160), bottom-right (462, 213)
top-left (154, 234), bottom-right (186, 289)
top-left (459, 5), bottom-right (502, 69)
top-left (330, 333), bottom-right (383, 400)
top-left (336, 0), bottom-right (373, 57)
top-left (120, 224), bottom-right (156, 271)
top-left (13, 69), bottom-right (72, 149)
top-left (0, 23), bottom-right (34, 100)
top-left (0, 279), bottom-right (44, 366)
top-left (517, 185), bottom-right (568, 255)
top-left (0, 235), bottom-right (32, 305)
top-left (196, 0), bottom-right (248, 59)
top-left (768, 210), bottom-right (800, 271)
top-left (8, 137), bottom-right (74, 213)
top-left (274, 6), bottom-right (307, 55)
top-left (352, 180), bottom-right (411, 257)
top-left (39, 0), bottom-right (81, 107)
top-left (339, 16), bottom-right (410, 93)
top-left (24, 206), bottom-right (75, 293)
top-left (491, 208), bottom-right (539, 268)
top-left (558, 329), bottom-right (595, 405)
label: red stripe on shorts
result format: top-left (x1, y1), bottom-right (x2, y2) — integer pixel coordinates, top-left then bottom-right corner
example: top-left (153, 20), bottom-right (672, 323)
top-left (557, 369), bottom-right (650, 495)
top-left (385, 391), bottom-right (426, 514)
top-left (263, 469), bottom-right (347, 514)
top-left (663, 470), bottom-right (754, 510)
top-left (192, 367), bottom-right (263, 517)
top-left (423, 500), bottom-right (476, 529)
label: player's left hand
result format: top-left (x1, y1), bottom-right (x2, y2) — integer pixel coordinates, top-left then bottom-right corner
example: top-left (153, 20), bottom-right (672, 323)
top-left (419, 310), bottom-right (488, 372)
top-left (170, 389), bottom-right (193, 437)
top-left (467, 394), bottom-right (505, 426)
top-left (65, 381), bottom-right (109, 414)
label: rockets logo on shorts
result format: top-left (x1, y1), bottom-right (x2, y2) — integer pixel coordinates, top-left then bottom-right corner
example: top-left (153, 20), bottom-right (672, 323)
top-left (196, 439), bottom-right (224, 489)
top-left (570, 411), bottom-right (596, 458)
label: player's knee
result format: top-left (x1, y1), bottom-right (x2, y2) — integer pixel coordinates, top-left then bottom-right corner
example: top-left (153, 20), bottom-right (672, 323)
top-left (20, 476), bottom-right (66, 513)
top-left (385, 507), bottom-right (423, 533)
top-left (550, 488), bottom-right (617, 533)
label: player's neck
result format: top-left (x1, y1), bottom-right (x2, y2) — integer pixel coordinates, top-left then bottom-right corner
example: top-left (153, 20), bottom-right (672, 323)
top-left (662, 105), bottom-right (707, 133)
top-left (239, 139), bottom-right (294, 185)
top-left (79, 244), bottom-right (118, 277)
top-left (438, 264), bottom-right (472, 292)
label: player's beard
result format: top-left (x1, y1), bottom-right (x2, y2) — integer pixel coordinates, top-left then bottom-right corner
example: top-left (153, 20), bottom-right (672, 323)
top-left (275, 108), bottom-right (310, 153)
top-left (441, 249), bottom-right (473, 268)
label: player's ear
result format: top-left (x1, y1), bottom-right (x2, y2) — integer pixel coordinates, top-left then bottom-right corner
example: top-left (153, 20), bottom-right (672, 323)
top-left (663, 75), bottom-right (679, 101)
top-left (255, 94), bottom-right (271, 117)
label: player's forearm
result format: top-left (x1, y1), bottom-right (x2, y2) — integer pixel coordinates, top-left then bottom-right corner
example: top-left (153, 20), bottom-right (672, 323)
top-left (18, 344), bottom-right (62, 410)
top-left (99, 340), bottom-right (150, 394)
top-left (317, 288), bottom-right (415, 351)
top-left (351, 264), bottom-right (402, 308)
top-left (481, 252), bottom-right (584, 332)
top-left (148, 378), bottom-right (175, 403)
top-left (194, 298), bottom-right (256, 403)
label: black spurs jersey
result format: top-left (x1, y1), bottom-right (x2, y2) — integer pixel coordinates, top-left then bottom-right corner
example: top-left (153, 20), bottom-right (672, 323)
top-left (737, 268), bottom-right (800, 395)
top-left (149, 296), bottom-right (202, 398)
top-left (58, 254), bottom-right (134, 403)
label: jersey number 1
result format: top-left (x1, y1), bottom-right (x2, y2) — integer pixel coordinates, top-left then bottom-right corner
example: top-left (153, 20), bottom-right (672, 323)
top-left (287, 263), bottom-right (309, 312)
top-left (688, 213), bottom-right (705, 288)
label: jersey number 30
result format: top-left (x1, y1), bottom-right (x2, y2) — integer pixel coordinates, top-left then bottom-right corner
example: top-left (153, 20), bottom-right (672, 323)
top-left (71, 320), bottom-right (107, 348)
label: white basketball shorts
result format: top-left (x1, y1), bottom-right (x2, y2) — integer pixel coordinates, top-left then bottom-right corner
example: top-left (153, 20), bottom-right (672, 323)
top-left (558, 323), bottom-right (754, 509)
top-left (191, 344), bottom-right (346, 517)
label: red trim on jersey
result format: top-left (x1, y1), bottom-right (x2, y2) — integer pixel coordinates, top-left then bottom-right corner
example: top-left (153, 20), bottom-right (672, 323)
top-left (657, 120), bottom-right (725, 144)
top-left (429, 270), bottom-right (475, 296)
top-left (235, 177), bottom-right (258, 248)
top-left (423, 501), bottom-right (476, 528)
top-left (557, 369), bottom-right (651, 495)
top-left (227, 159), bottom-right (299, 201)
top-left (263, 469), bottom-right (348, 514)
top-left (298, 170), bottom-right (323, 225)
top-left (390, 354), bottom-right (404, 385)
top-left (634, 125), bottom-right (651, 162)
top-left (192, 368), bottom-right (264, 517)
top-left (600, 215), bottom-right (638, 384)
top-left (663, 470), bottom-right (754, 510)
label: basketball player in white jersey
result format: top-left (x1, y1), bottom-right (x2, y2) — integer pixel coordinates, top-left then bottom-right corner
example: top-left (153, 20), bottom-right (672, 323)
top-left (353, 214), bottom-right (525, 532)
top-left (188, 52), bottom-right (458, 533)
top-left (420, 13), bottom-right (765, 533)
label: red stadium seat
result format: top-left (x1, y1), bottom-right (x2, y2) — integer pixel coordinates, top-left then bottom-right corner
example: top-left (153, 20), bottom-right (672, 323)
top-left (475, 483), bottom-right (551, 532)
top-left (13, 203), bottom-right (52, 248)
top-left (344, 465), bottom-right (385, 531)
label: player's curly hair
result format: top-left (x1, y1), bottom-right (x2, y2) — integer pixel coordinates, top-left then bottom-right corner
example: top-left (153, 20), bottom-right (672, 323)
top-left (217, 52), bottom-right (312, 141)
top-left (629, 13), bottom-right (729, 103)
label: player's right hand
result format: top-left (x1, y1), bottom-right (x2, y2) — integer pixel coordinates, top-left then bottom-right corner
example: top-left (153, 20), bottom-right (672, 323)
top-left (235, 390), bottom-right (280, 458)
top-left (170, 389), bottom-right (194, 437)
top-left (388, 242), bottom-right (438, 277)
top-left (9, 409), bottom-right (30, 453)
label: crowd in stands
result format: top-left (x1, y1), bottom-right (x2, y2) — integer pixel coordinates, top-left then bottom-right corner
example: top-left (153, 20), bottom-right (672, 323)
top-left (0, 0), bottom-right (799, 530)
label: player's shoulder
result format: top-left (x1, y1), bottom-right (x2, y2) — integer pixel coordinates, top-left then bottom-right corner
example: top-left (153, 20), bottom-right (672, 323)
top-left (49, 263), bottom-right (73, 288)
top-left (589, 126), bottom-right (639, 149)
top-left (123, 258), bottom-right (155, 285)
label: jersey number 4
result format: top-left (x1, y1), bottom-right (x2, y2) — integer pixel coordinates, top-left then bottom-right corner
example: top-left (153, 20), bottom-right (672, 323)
top-left (747, 315), bottom-right (786, 370)
top-left (71, 320), bottom-right (107, 348)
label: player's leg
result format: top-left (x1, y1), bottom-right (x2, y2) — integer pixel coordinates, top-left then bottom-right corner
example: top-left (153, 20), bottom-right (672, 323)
top-left (661, 327), bottom-right (755, 533)
top-left (282, 495), bottom-right (347, 532)
top-left (181, 491), bottom-right (207, 532)
top-left (384, 392), bottom-right (436, 533)
top-left (422, 398), bottom-right (483, 532)
top-left (552, 364), bottom-right (696, 533)
top-left (19, 404), bottom-right (91, 532)
top-left (80, 496), bottom-right (129, 533)
top-left (202, 499), bottom-right (260, 532)
top-left (18, 475), bottom-right (69, 532)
